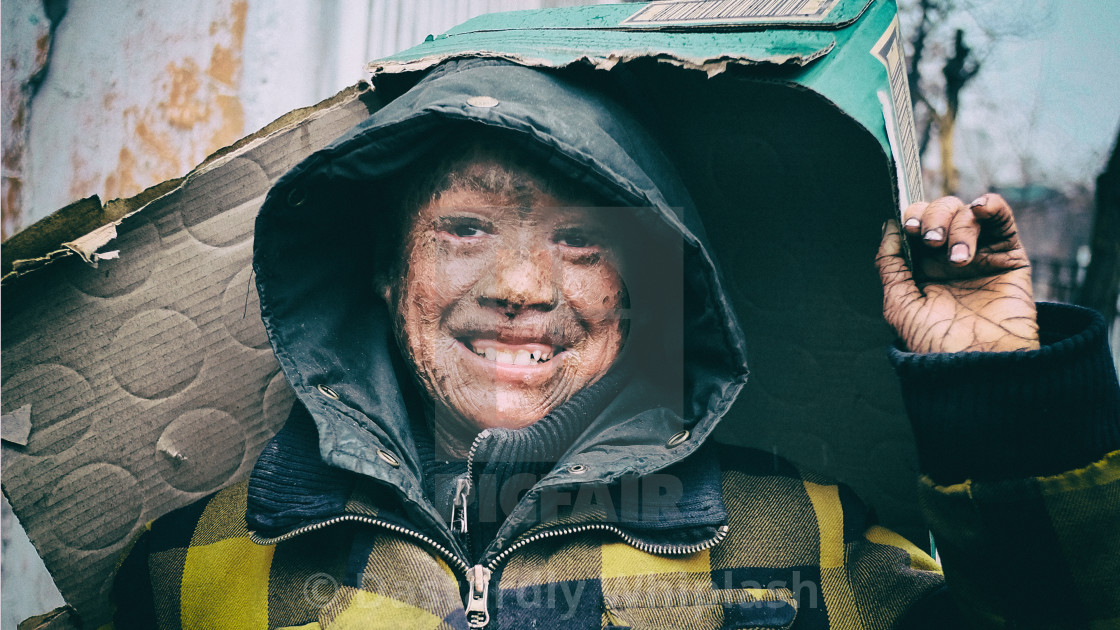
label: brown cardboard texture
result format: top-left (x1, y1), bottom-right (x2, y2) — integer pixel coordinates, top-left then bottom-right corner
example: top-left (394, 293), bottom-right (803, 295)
top-left (1, 84), bottom-right (382, 627)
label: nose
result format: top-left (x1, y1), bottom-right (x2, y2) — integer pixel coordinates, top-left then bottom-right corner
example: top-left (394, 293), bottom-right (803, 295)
top-left (478, 247), bottom-right (559, 314)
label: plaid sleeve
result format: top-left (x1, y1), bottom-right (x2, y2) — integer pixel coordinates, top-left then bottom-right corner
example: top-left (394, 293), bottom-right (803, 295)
top-left (918, 450), bottom-right (1120, 627)
top-left (889, 302), bottom-right (1120, 627)
top-left (712, 450), bottom-right (946, 629)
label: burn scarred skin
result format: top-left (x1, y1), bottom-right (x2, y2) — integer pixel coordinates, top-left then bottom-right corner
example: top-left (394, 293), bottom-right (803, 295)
top-left (385, 158), bottom-right (629, 458)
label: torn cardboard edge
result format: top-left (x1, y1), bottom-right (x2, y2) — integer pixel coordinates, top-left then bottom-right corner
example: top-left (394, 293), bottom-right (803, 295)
top-left (14, 605), bottom-right (79, 630)
top-left (5, 45), bottom-right (833, 285)
top-left (879, 89), bottom-right (916, 267)
top-left (2, 404), bottom-right (33, 446)
top-left (367, 47), bottom-right (835, 78)
top-left (1, 82), bottom-right (375, 284)
top-left (62, 223), bottom-right (119, 267)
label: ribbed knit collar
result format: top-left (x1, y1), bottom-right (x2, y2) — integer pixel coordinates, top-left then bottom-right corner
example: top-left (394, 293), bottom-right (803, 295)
top-left (245, 404), bottom-right (357, 536)
top-left (475, 365), bottom-right (630, 470)
top-left (248, 365), bottom-right (629, 538)
top-left (413, 366), bottom-right (631, 557)
top-left (245, 358), bottom-right (729, 553)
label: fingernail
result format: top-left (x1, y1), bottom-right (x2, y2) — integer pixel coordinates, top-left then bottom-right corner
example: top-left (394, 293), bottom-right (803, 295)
top-left (881, 220), bottom-right (889, 236)
top-left (904, 218), bottom-right (921, 230)
top-left (969, 196), bottom-right (987, 208)
top-left (949, 243), bottom-right (969, 263)
top-left (923, 228), bottom-right (944, 242)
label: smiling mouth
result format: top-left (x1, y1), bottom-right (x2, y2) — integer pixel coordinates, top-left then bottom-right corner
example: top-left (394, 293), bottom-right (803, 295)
top-left (462, 339), bottom-right (561, 366)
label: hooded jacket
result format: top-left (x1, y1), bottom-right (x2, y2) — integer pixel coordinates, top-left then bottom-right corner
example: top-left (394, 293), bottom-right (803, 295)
top-left (111, 59), bottom-right (1120, 630)
top-left (247, 58), bottom-right (750, 555)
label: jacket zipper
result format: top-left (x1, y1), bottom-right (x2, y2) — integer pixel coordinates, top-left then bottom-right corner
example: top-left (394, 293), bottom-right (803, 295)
top-left (459, 522), bottom-right (730, 629)
top-left (451, 429), bottom-right (489, 540)
top-left (251, 474), bottom-right (729, 630)
top-left (488, 521), bottom-right (731, 567)
top-left (249, 514), bottom-right (471, 575)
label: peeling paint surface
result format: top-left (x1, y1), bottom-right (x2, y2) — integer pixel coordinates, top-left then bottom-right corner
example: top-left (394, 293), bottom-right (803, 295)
top-left (17, 0), bottom-right (620, 230)
top-left (2, 0), bottom-right (53, 240)
top-left (25, 0), bottom-right (249, 223)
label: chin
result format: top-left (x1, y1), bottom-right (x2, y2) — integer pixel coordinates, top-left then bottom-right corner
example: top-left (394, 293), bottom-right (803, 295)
top-left (474, 413), bottom-right (544, 431)
top-left (477, 392), bottom-right (556, 430)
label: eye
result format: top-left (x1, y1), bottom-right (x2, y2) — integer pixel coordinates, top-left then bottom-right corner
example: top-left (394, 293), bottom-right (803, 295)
top-left (450, 224), bottom-right (486, 238)
top-left (554, 229), bottom-right (596, 249)
top-left (437, 217), bottom-right (491, 240)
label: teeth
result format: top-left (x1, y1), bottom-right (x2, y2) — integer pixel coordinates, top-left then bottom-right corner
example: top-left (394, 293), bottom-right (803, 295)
top-left (470, 343), bottom-right (554, 364)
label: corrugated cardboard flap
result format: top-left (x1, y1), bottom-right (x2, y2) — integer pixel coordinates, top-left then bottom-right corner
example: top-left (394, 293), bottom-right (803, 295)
top-left (1, 83), bottom-right (381, 628)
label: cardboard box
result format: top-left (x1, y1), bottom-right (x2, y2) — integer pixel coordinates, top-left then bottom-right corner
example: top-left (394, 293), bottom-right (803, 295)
top-left (369, 0), bottom-right (927, 556)
top-left (2, 0), bottom-right (921, 625)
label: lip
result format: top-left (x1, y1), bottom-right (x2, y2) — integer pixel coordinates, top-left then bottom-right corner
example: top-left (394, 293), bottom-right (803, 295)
top-left (454, 338), bottom-right (565, 385)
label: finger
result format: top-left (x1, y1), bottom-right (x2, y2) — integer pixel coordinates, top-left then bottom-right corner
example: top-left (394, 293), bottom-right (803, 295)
top-left (918, 196), bottom-right (963, 248)
top-left (969, 193), bottom-right (1025, 251)
top-left (876, 219), bottom-right (922, 315)
top-left (946, 205), bottom-right (979, 266)
top-left (901, 201), bottom-right (929, 235)
top-left (971, 248), bottom-right (1032, 275)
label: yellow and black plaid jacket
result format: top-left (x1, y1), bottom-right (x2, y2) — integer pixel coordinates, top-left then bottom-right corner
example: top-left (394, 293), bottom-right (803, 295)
top-left (111, 444), bottom-right (1120, 629)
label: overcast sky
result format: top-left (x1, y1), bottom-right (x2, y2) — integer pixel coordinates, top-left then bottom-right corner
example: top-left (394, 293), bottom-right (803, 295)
top-left (946, 0), bottom-right (1120, 194)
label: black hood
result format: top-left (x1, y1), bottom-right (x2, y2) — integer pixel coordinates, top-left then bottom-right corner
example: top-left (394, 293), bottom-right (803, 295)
top-left (252, 58), bottom-right (749, 528)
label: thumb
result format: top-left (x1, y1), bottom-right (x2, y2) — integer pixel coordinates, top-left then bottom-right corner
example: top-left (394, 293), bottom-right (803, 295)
top-left (876, 219), bottom-right (921, 315)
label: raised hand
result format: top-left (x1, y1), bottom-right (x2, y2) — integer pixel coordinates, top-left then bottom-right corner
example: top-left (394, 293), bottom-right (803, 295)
top-left (876, 193), bottom-right (1039, 354)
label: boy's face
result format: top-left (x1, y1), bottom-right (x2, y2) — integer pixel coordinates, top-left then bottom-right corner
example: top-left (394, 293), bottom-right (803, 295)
top-left (387, 160), bottom-right (629, 440)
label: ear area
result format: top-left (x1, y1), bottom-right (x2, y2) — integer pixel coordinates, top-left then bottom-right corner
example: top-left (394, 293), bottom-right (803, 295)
top-left (374, 274), bottom-right (394, 305)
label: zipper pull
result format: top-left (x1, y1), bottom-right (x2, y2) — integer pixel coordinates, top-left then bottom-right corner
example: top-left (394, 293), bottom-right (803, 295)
top-left (455, 429), bottom-right (489, 539)
top-left (451, 476), bottom-right (471, 536)
top-left (465, 564), bottom-right (492, 628)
